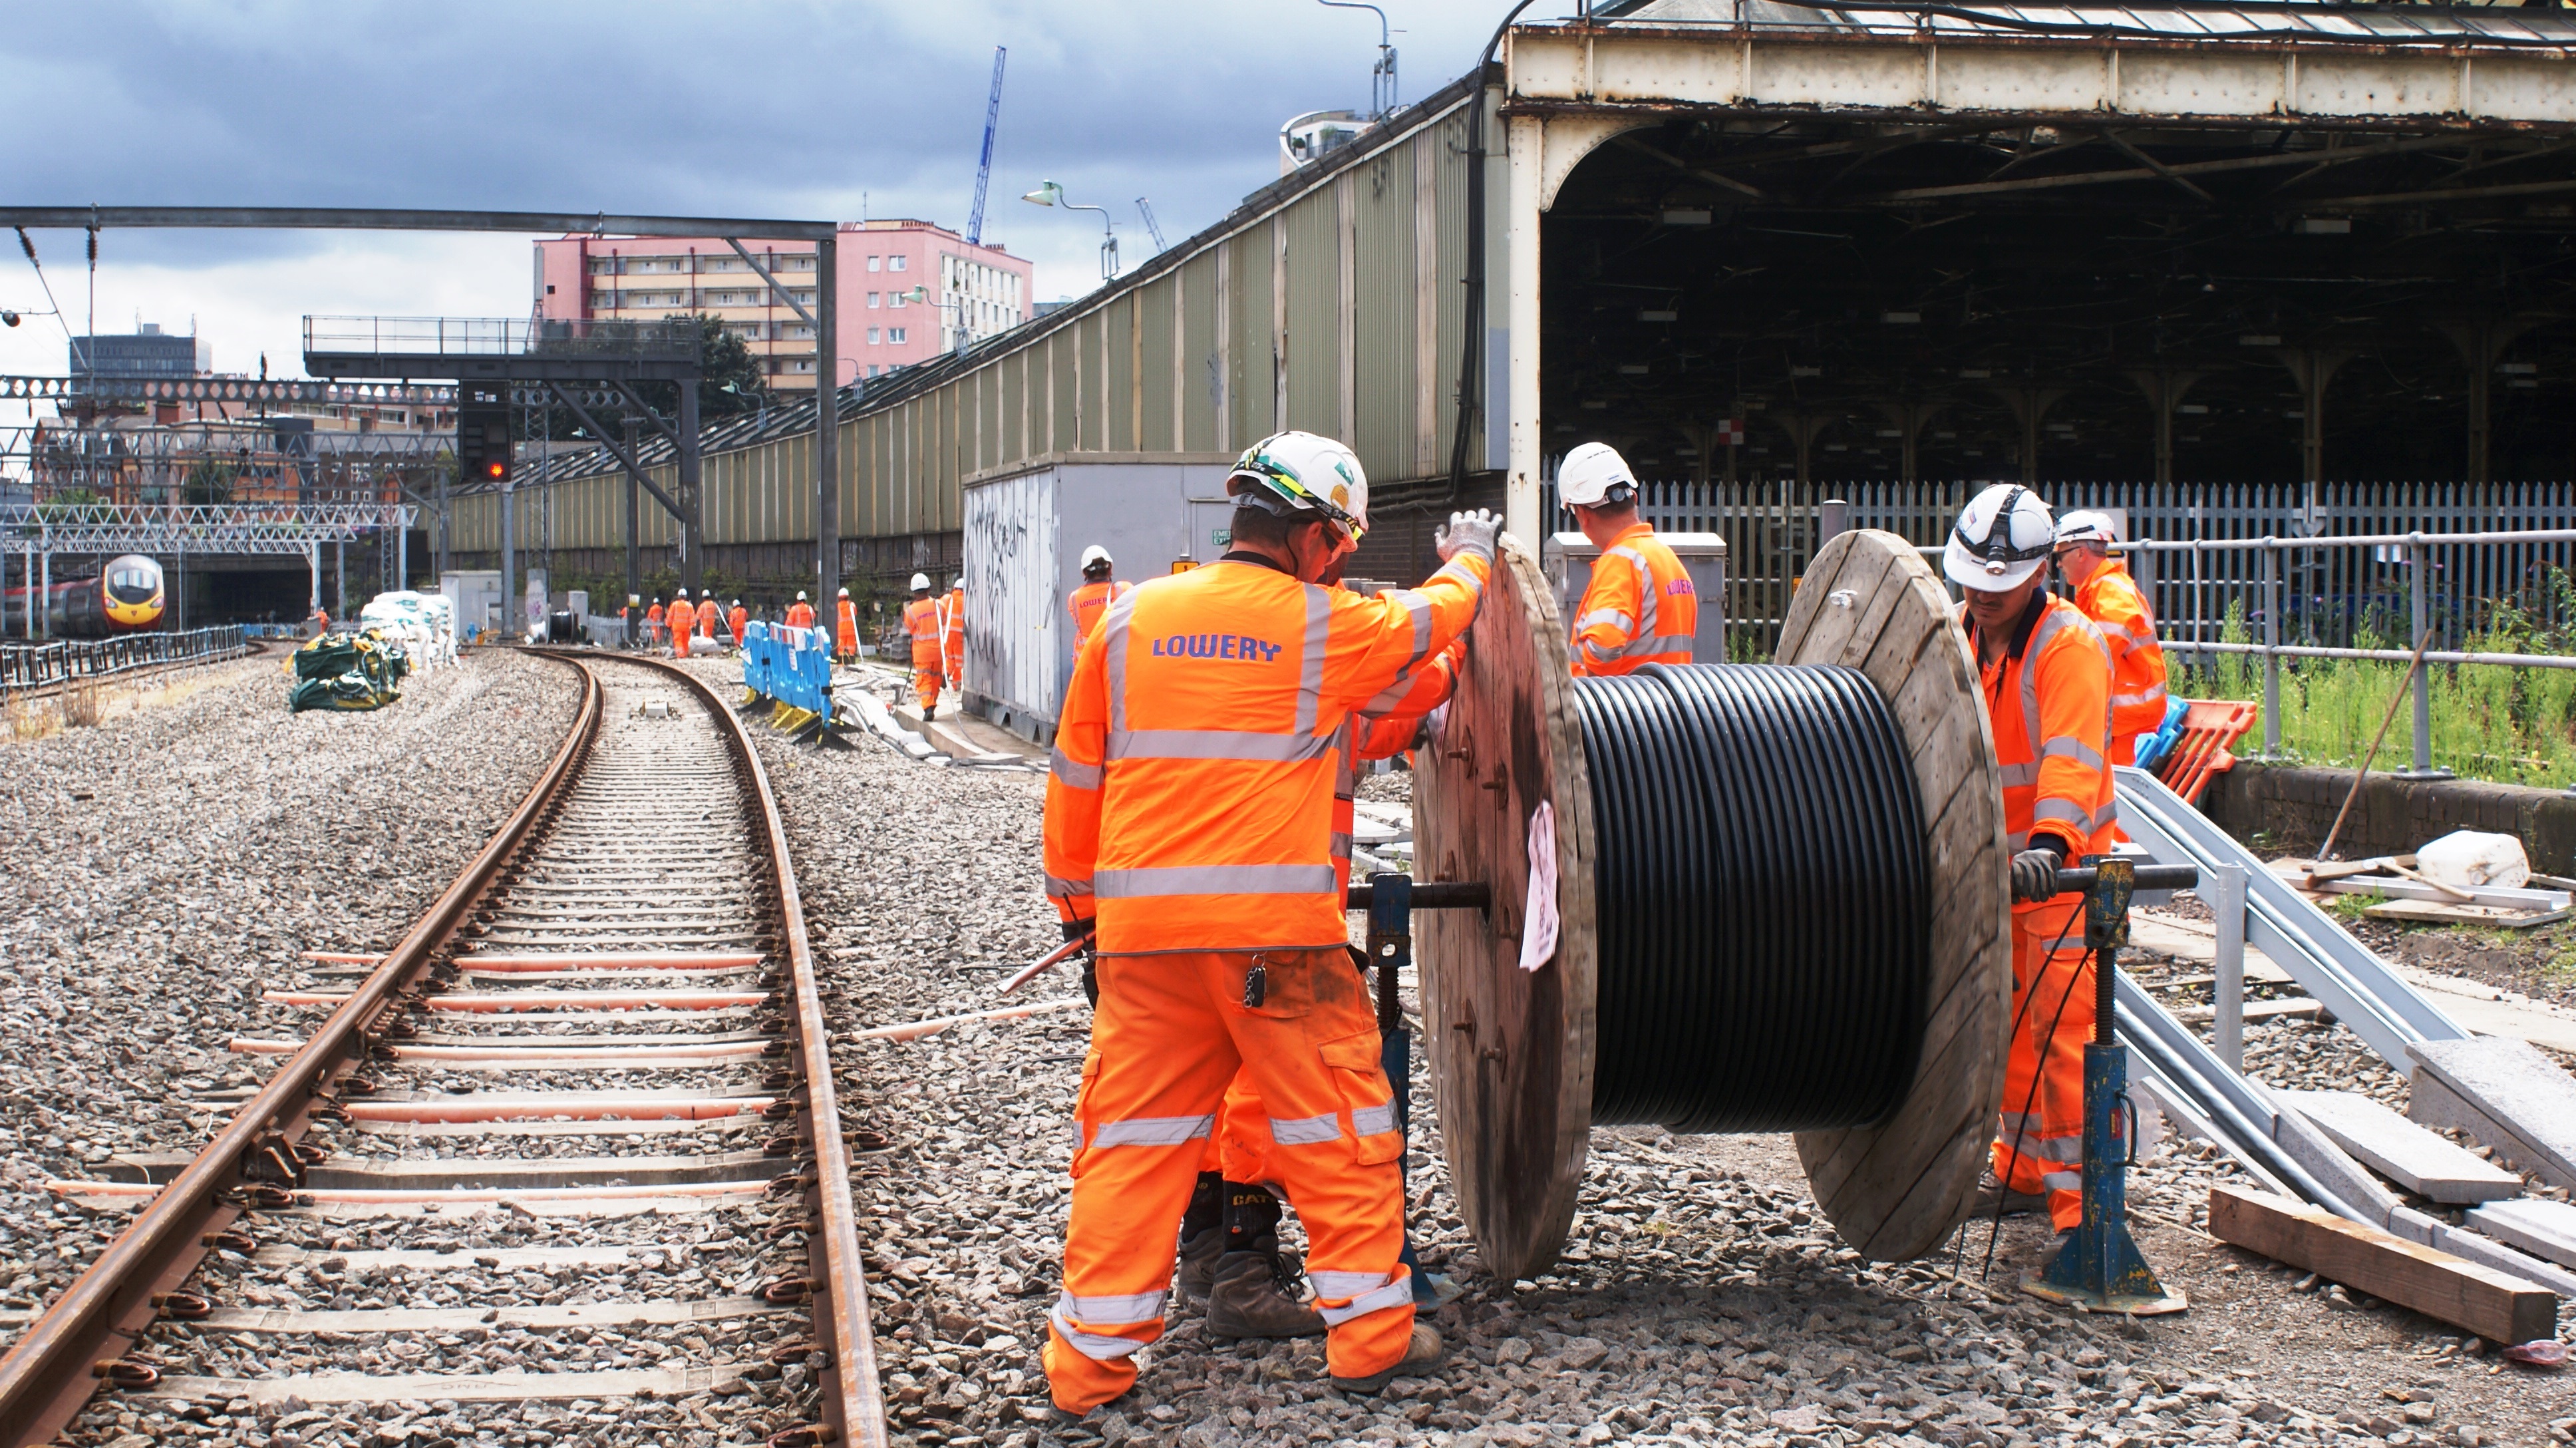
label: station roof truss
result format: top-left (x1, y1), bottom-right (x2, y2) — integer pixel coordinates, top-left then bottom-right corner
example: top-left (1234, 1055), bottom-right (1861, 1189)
top-left (0, 502), bottom-right (416, 557)
top-left (1515, 3), bottom-right (2576, 485)
top-left (0, 375), bottom-right (460, 407)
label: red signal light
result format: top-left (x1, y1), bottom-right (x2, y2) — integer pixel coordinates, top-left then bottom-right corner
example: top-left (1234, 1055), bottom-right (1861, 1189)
top-left (484, 460), bottom-right (507, 480)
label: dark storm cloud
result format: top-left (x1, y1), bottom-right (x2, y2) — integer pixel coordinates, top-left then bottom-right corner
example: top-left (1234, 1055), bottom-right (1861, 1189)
top-left (0, 1), bottom-right (1520, 275)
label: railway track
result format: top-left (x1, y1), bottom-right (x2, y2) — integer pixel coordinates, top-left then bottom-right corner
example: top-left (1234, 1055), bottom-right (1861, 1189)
top-left (0, 651), bottom-right (886, 1447)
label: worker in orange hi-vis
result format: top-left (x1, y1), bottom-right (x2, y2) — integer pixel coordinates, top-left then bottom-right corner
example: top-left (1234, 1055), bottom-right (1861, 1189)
top-left (784, 590), bottom-right (816, 630)
top-left (1040, 428), bottom-right (1497, 1422)
top-left (834, 587), bottom-right (859, 663)
top-left (1557, 442), bottom-right (1698, 675)
top-left (941, 575), bottom-right (967, 693)
top-left (1945, 484), bottom-right (2118, 1242)
top-left (2054, 510), bottom-right (2169, 769)
top-left (1068, 546), bottom-right (1132, 646)
top-left (645, 597), bottom-right (665, 649)
top-left (901, 573), bottom-right (945, 719)
top-left (728, 599), bottom-right (748, 649)
top-left (667, 591), bottom-right (696, 659)
top-left (699, 594), bottom-right (718, 640)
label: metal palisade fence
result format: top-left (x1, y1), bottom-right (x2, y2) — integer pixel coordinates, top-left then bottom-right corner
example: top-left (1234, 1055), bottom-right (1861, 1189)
top-left (1547, 481), bottom-right (2576, 657)
top-left (0, 626), bottom-right (252, 693)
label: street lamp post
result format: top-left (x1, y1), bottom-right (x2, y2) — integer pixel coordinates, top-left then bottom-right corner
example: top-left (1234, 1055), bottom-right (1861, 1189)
top-left (903, 287), bottom-right (971, 353)
top-left (1021, 181), bottom-right (1119, 282)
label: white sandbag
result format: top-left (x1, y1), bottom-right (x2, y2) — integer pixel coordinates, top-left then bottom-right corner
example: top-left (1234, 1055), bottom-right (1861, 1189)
top-left (2414, 829), bottom-right (2530, 892)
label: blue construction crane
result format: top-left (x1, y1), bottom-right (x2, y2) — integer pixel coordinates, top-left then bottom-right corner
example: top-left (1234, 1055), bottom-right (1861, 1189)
top-left (1135, 199), bottom-right (1168, 254)
top-left (965, 47), bottom-right (1007, 246)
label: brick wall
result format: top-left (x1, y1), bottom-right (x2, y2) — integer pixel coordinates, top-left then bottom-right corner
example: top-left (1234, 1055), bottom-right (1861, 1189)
top-left (2201, 762), bottom-right (2576, 874)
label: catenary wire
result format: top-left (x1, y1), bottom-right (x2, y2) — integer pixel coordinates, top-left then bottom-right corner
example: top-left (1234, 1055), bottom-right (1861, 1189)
top-left (1576, 662), bottom-right (1930, 1133)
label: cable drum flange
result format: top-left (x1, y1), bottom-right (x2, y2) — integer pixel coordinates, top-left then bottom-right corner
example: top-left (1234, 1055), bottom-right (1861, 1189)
top-left (1416, 529), bottom-right (2010, 1278)
top-left (1577, 663), bottom-right (1929, 1135)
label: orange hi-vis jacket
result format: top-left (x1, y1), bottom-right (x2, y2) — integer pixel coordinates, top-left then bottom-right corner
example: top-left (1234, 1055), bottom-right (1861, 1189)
top-left (1571, 523), bottom-right (1698, 675)
top-left (1045, 551), bottom-right (1490, 954)
top-left (784, 600), bottom-right (816, 629)
top-left (1967, 593), bottom-right (2118, 880)
top-left (666, 598), bottom-right (695, 640)
top-left (1068, 578), bottom-right (1133, 646)
top-left (2072, 559), bottom-right (2169, 748)
top-left (646, 602), bottom-right (665, 630)
top-left (728, 606), bottom-right (748, 646)
top-left (903, 596), bottom-right (945, 671)
top-left (836, 598), bottom-right (859, 655)
top-left (941, 588), bottom-right (967, 673)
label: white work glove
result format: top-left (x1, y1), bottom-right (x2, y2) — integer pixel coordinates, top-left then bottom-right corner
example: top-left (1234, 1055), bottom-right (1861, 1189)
top-left (1436, 508), bottom-right (1502, 564)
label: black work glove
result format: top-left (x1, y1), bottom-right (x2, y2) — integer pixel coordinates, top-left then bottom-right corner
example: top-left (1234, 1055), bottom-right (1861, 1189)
top-left (2010, 846), bottom-right (2066, 904)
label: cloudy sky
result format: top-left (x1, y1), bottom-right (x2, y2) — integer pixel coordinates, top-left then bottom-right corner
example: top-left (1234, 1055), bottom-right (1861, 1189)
top-left (0, 0), bottom-right (1548, 397)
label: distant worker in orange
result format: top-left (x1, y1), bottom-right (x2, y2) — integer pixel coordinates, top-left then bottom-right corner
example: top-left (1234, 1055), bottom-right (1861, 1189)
top-left (699, 594), bottom-right (718, 641)
top-left (1039, 429), bottom-right (1497, 1421)
top-left (941, 575), bottom-right (967, 696)
top-left (836, 586), bottom-right (859, 663)
top-left (667, 590), bottom-right (696, 659)
top-left (785, 590), bottom-right (816, 630)
top-left (1067, 545), bottom-right (1132, 647)
top-left (1558, 443), bottom-right (1697, 675)
top-left (728, 599), bottom-right (748, 649)
top-left (1946, 485), bottom-right (2117, 1239)
top-left (2054, 511), bottom-right (2168, 767)
top-left (901, 573), bottom-right (946, 719)
top-left (646, 597), bottom-right (665, 649)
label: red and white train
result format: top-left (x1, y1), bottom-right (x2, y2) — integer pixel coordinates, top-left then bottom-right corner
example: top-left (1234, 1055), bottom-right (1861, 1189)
top-left (1, 554), bottom-right (167, 637)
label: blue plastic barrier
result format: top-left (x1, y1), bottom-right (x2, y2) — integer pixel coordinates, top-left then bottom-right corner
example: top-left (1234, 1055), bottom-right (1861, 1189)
top-left (741, 622), bottom-right (832, 718)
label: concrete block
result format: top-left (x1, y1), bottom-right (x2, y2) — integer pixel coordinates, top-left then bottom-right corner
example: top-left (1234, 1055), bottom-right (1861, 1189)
top-left (2406, 1037), bottom-right (2576, 1192)
top-left (2281, 1089), bottom-right (2525, 1203)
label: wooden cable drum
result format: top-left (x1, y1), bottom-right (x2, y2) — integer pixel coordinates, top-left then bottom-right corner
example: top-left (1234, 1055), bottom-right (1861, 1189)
top-left (1415, 529), bottom-right (2011, 1279)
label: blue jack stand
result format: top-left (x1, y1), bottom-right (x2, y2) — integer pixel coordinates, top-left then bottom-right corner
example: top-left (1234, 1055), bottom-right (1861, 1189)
top-left (1365, 870), bottom-right (1451, 1310)
top-left (2021, 855), bottom-right (2189, 1318)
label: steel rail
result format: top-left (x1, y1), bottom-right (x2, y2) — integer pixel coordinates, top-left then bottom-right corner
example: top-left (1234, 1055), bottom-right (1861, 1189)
top-left (0, 655), bottom-right (603, 1447)
top-left (606, 651), bottom-right (888, 1448)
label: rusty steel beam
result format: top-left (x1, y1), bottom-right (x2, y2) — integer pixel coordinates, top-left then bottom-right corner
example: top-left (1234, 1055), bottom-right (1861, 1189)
top-left (0, 655), bottom-right (603, 1447)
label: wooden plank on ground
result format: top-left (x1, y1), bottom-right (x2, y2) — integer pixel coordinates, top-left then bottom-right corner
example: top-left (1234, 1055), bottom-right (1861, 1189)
top-left (137, 1364), bottom-right (748, 1405)
top-left (2466, 1198), bottom-right (2576, 1271)
top-left (2174, 998), bottom-right (2323, 1025)
top-left (2362, 899), bottom-right (2570, 929)
top-left (2207, 1185), bottom-right (2558, 1344)
top-left (2407, 1037), bottom-right (2576, 1190)
top-left (2277, 1089), bottom-right (2525, 1203)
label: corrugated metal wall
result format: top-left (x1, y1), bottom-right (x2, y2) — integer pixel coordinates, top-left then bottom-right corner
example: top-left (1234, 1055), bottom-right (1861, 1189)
top-left (447, 81), bottom-right (1499, 566)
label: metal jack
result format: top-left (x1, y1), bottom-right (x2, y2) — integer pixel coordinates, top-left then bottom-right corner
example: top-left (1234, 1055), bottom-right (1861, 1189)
top-left (1366, 870), bottom-right (1471, 1309)
top-left (2022, 855), bottom-right (2190, 1318)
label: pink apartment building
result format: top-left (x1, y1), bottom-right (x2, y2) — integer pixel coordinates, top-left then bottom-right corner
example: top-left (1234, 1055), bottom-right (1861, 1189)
top-left (532, 220), bottom-right (1033, 391)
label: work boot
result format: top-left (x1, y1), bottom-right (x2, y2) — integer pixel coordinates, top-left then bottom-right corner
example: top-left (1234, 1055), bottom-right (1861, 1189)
top-left (1206, 1242), bottom-right (1325, 1340)
top-left (1973, 1173), bottom-right (2052, 1218)
top-left (924, 705), bottom-right (937, 721)
top-left (1175, 1173), bottom-right (1224, 1304)
top-left (1330, 1322), bottom-right (1445, 1395)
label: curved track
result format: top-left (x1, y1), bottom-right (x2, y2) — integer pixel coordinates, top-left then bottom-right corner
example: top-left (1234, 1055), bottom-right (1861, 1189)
top-left (0, 651), bottom-right (885, 1448)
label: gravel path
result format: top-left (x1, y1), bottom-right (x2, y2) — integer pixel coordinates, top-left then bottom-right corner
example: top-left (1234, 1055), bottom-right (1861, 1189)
top-left (0, 648), bottom-right (578, 1349)
top-left (648, 662), bottom-right (2576, 1446)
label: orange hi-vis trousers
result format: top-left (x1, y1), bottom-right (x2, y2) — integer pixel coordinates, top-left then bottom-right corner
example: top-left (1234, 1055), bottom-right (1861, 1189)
top-left (1995, 894), bottom-right (2094, 1232)
top-left (1047, 948), bottom-right (1413, 1413)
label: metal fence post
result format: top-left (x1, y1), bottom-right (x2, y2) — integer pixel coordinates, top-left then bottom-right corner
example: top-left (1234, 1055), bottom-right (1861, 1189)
top-left (1818, 497), bottom-right (1849, 546)
top-left (2398, 531), bottom-right (2452, 780)
top-left (2211, 862), bottom-right (2248, 1071)
top-left (2262, 539), bottom-right (2281, 759)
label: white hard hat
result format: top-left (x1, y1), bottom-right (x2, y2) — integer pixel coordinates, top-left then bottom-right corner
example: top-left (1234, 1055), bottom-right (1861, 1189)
top-left (796, 590), bottom-right (808, 600)
top-left (1079, 544), bottom-right (1113, 571)
top-left (1557, 442), bottom-right (1639, 510)
top-left (1225, 430), bottom-right (1369, 541)
top-left (909, 572), bottom-right (930, 591)
top-left (1943, 484), bottom-right (2058, 594)
top-left (2054, 509), bottom-right (2118, 548)
top-left (951, 575), bottom-right (964, 591)
top-left (838, 586), bottom-right (850, 596)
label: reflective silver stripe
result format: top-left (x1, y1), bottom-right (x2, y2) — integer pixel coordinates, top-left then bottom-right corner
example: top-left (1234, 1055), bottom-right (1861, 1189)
top-left (2038, 1169), bottom-right (2082, 1191)
top-left (1092, 864), bottom-right (1337, 898)
top-left (1614, 630), bottom-right (1693, 659)
top-left (1352, 1101), bottom-right (1398, 1137)
top-left (1997, 762), bottom-right (2038, 788)
top-left (1102, 585), bottom-right (1142, 735)
top-left (1295, 584), bottom-right (1331, 735)
top-left (1089, 1113), bottom-right (1213, 1149)
top-left (1359, 671), bottom-right (1420, 715)
top-left (1058, 1288), bottom-right (1168, 1324)
top-left (1609, 546), bottom-right (1661, 645)
top-left (1575, 608), bottom-right (1635, 634)
top-left (1105, 728), bottom-right (1337, 763)
top-left (1390, 590), bottom-right (1434, 667)
top-left (2039, 736), bottom-right (2105, 772)
top-left (1315, 1275), bottom-right (1413, 1326)
top-left (1329, 832), bottom-right (1353, 860)
top-left (1049, 748), bottom-right (1102, 791)
top-left (1269, 1112), bottom-right (1341, 1146)
top-left (2016, 604), bottom-right (2108, 765)
top-left (1048, 1301), bottom-right (1151, 1359)
top-left (2032, 797), bottom-right (2117, 835)
top-left (2112, 685), bottom-right (2168, 709)
top-left (1045, 873), bottom-right (1092, 899)
top-left (1309, 1268), bottom-right (1392, 1298)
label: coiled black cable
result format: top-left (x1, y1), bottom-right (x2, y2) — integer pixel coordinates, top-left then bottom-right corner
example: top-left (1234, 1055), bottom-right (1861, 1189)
top-left (1577, 663), bottom-right (1930, 1133)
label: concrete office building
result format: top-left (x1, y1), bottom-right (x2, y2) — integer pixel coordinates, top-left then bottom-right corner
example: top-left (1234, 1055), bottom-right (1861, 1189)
top-left (532, 220), bottom-right (1033, 390)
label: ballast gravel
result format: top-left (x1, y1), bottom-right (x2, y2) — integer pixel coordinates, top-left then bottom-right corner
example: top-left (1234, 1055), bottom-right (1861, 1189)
top-left (704, 659), bottom-right (2572, 1448)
